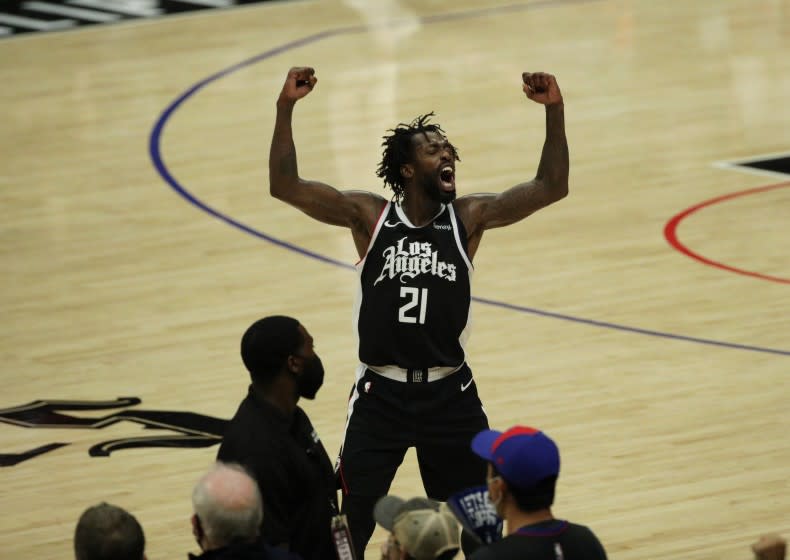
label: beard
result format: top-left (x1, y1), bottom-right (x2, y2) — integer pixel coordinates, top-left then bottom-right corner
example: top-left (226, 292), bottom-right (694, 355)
top-left (420, 175), bottom-right (456, 203)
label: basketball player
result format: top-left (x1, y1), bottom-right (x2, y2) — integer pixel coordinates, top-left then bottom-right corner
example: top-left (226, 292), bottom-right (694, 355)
top-left (268, 66), bottom-right (568, 558)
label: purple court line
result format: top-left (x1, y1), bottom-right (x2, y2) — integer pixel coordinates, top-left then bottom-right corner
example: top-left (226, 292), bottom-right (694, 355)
top-left (148, 1), bottom-right (790, 358)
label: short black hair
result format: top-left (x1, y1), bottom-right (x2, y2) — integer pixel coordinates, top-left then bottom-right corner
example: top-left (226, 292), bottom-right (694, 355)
top-left (376, 113), bottom-right (459, 202)
top-left (240, 315), bottom-right (302, 383)
top-left (493, 465), bottom-right (557, 512)
top-left (74, 502), bottom-right (145, 560)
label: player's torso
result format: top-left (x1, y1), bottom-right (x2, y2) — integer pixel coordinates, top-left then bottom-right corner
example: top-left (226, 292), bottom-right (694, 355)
top-left (355, 201), bottom-right (473, 369)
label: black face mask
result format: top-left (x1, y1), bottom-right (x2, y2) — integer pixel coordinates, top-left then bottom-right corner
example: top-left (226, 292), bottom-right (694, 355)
top-left (293, 354), bottom-right (324, 399)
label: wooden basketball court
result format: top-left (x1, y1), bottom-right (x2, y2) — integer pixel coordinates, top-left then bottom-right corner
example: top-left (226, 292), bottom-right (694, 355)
top-left (2, 0), bottom-right (788, 558)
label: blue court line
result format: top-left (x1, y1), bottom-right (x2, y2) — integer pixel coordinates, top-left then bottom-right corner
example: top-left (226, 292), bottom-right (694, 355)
top-left (148, 1), bottom-right (790, 357)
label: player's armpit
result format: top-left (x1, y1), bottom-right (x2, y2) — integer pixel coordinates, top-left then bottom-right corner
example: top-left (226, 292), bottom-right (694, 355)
top-left (456, 180), bottom-right (565, 232)
top-left (274, 182), bottom-right (386, 231)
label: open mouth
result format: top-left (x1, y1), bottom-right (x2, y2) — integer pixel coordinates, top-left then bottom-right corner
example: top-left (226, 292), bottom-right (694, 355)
top-left (439, 166), bottom-right (455, 191)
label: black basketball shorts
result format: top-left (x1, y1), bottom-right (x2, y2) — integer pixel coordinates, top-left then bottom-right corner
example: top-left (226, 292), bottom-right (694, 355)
top-left (337, 363), bottom-right (489, 500)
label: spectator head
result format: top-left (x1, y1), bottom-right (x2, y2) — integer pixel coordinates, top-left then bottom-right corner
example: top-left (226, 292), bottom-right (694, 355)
top-left (471, 425), bottom-right (560, 514)
top-left (374, 496), bottom-right (460, 560)
top-left (240, 315), bottom-right (324, 400)
top-left (240, 315), bottom-right (303, 385)
top-left (74, 502), bottom-right (145, 560)
top-left (191, 462), bottom-right (263, 551)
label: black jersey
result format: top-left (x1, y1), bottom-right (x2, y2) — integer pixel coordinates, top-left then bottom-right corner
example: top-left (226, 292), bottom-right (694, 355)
top-left (469, 520), bottom-right (608, 560)
top-left (354, 201), bottom-right (473, 369)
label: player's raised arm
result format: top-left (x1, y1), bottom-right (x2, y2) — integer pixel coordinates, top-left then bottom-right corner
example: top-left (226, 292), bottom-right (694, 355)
top-left (268, 67), bottom-right (384, 235)
top-left (457, 72), bottom-right (568, 239)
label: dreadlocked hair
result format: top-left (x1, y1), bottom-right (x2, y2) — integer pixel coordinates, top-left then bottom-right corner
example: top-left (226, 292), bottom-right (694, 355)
top-left (376, 112), bottom-right (459, 202)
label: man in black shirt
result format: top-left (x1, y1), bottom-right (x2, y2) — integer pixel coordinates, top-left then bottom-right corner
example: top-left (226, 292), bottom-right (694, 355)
top-left (217, 316), bottom-right (336, 560)
top-left (469, 426), bottom-right (607, 560)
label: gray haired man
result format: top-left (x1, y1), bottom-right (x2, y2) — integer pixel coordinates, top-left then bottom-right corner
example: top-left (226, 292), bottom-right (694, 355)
top-left (190, 462), bottom-right (300, 560)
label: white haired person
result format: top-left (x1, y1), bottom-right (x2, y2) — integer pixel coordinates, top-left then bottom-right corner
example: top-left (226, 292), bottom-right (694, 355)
top-left (190, 462), bottom-right (300, 560)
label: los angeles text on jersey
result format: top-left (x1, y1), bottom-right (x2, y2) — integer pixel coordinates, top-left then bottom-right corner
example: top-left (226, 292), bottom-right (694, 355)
top-left (374, 237), bottom-right (457, 285)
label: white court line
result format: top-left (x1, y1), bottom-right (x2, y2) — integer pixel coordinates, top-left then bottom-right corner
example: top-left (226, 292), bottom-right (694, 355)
top-left (1, 0), bottom-right (314, 42)
top-left (66, 0), bottom-right (161, 17)
top-left (169, 0), bottom-right (233, 7)
top-left (0, 13), bottom-right (75, 30)
top-left (23, 1), bottom-right (121, 22)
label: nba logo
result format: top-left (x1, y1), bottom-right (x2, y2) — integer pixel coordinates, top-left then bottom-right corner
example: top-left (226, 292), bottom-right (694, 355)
top-left (364, 381), bottom-right (372, 393)
top-left (554, 544), bottom-right (564, 560)
top-left (413, 370), bottom-right (424, 382)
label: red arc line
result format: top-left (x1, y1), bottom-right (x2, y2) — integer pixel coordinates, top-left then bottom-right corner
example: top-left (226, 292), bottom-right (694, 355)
top-left (664, 181), bottom-right (790, 284)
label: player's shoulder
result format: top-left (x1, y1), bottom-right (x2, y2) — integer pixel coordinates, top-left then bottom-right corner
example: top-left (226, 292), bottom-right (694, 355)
top-left (344, 189), bottom-right (387, 205)
top-left (344, 189), bottom-right (388, 222)
top-left (451, 193), bottom-right (492, 220)
top-left (448, 195), bottom-right (491, 240)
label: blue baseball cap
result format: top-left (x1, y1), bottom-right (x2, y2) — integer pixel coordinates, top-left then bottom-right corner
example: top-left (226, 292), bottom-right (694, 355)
top-left (471, 426), bottom-right (560, 490)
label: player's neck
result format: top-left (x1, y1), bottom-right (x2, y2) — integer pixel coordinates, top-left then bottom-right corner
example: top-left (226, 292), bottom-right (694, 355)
top-left (505, 507), bottom-right (554, 536)
top-left (400, 191), bottom-right (443, 227)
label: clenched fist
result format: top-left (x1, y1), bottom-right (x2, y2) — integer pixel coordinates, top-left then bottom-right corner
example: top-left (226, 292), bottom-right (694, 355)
top-left (522, 72), bottom-right (563, 106)
top-left (752, 535), bottom-right (787, 560)
top-left (278, 67), bottom-right (318, 105)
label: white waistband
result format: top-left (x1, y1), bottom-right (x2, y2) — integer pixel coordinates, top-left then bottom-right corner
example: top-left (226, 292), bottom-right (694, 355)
top-left (365, 363), bottom-right (463, 383)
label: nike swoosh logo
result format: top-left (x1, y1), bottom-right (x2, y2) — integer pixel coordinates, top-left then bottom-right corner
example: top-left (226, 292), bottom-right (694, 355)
top-left (383, 220), bottom-right (400, 228)
top-left (461, 379), bottom-right (473, 392)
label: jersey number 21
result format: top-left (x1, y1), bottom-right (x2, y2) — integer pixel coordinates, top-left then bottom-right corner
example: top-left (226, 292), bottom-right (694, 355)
top-left (399, 287), bottom-right (428, 324)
